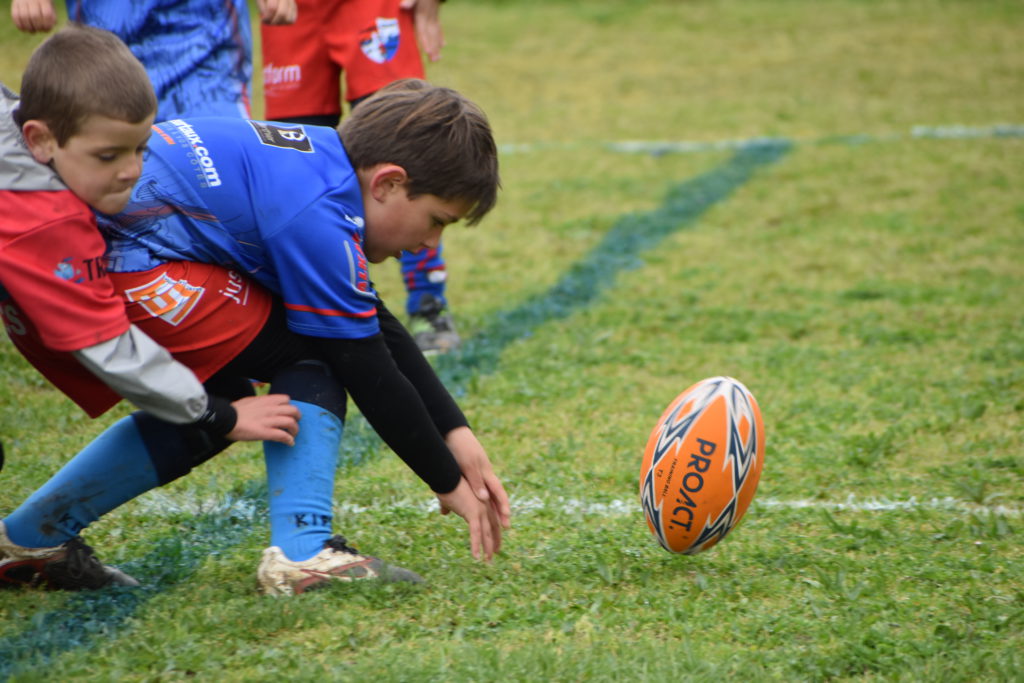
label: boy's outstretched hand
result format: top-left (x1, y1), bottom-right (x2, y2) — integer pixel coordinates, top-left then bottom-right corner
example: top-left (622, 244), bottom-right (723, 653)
top-left (435, 426), bottom-right (511, 561)
top-left (227, 394), bottom-right (301, 446)
top-left (436, 477), bottom-right (504, 562)
top-left (444, 426), bottom-right (512, 530)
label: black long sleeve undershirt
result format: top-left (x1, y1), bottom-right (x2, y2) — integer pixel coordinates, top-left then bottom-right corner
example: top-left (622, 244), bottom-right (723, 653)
top-left (375, 302), bottom-right (468, 435)
top-left (308, 302), bottom-right (466, 493)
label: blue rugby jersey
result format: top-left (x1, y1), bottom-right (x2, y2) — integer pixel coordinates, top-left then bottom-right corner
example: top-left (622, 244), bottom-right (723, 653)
top-left (101, 118), bottom-right (380, 339)
top-left (67, 0), bottom-right (253, 120)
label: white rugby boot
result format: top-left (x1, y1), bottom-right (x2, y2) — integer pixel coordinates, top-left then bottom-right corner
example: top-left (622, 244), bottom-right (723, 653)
top-left (257, 535), bottom-right (424, 596)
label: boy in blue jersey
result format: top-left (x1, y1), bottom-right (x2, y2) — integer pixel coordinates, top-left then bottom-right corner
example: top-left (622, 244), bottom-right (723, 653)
top-left (7, 78), bottom-right (509, 595)
top-left (11, 0), bottom-right (297, 120)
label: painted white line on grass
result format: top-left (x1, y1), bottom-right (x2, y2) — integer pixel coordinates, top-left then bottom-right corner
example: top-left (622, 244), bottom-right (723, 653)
top-left (132, 490), bottom-right (1020, 520)
top-left (756, 496), bottom-right (1022, 518)
top-left (498, 123), bottom-right (1024, 156)
top-left (133, 490), bottom-right (261, 519)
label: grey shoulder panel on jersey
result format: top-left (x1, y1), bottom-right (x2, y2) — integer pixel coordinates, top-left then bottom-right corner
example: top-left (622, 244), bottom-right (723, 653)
top-left (0, 83), bottom-right (67, 192)
top-left (73, 324), bottom-right (209, 425)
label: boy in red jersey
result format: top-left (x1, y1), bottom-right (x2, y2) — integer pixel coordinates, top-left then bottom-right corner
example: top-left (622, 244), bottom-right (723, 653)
top-left (0, 25), bottom-right (299, 590)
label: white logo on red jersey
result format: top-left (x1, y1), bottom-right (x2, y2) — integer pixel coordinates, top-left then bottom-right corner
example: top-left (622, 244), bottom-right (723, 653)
top-left (263, 63), bottom-right (302, 86)
top-left (123, 273), bottom-right (205, 326)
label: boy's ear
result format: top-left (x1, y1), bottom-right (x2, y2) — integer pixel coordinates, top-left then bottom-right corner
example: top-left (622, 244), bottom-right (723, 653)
top-left (21, 120), bottom-right (58, 164)
top-left (368, 164), bottom-right (409, 201)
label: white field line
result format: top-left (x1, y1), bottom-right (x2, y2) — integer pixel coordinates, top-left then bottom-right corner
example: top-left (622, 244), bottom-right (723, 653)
top-left (132, 490), bottom-right (1021, 521)
top-left (497, 123), bottom-right (1024, 155)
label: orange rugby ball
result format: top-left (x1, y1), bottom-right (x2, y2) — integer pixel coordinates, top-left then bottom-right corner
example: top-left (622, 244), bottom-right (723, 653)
top-left (639, 376), bottom-right (765, 554)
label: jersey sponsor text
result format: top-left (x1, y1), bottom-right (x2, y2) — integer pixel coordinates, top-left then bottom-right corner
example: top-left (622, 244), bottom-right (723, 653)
top-left (167, 120), bottom-right (223, 188)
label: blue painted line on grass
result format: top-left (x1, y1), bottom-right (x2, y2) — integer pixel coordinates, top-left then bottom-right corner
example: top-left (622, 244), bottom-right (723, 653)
top-left (0, 484), bottom-right (265, 676)
top-left (433, 140), bottom-right (793, 390)
top-left (0, 142), bottom-right (790, 676)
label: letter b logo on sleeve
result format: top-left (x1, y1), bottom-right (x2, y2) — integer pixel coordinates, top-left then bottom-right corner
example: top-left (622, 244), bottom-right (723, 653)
top-left (248, 121), bottom-right (315, 153)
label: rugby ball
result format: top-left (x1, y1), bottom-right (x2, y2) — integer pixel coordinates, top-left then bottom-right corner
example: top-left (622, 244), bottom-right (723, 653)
top-left (639, 376), bottom-right (765, 554)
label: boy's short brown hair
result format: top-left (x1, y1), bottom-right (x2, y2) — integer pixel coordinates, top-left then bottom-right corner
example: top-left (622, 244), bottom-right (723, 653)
top-left (17, 23), bottom-right (157, 146)
top-left (338, 79), bottom-right (500, 226)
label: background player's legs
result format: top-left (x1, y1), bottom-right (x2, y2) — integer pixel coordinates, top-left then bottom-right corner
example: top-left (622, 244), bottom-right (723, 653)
top-left (264, 0), bottom-right (459, 353)
top-left (261, 0), bottom-right (340, 122)
top-left (401, 245), bottom-right (460, 353)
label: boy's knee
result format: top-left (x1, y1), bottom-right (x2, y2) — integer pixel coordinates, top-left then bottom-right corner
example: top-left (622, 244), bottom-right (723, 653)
top-left (131, 412), bottom-right (232, 485)
top-left (270, 360), bottom-right (347, 422)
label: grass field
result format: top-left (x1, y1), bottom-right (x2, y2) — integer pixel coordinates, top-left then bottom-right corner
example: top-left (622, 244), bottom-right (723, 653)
top-left (1, 0), bottom-right (1023, 679)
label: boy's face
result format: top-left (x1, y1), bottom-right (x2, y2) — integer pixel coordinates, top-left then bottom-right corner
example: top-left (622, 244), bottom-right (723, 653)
top-left (362, 171), bottom-right (470, 264)
top-left (24, 113), bottom-right (154, 214)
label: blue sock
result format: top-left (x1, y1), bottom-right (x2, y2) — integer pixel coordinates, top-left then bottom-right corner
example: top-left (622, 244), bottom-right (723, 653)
top-left (400, 244), bottom-right (448, 315)
top-left (3, 416), bottom-right (159, 548)
top-left (264, 400), bottom-right (342, 562)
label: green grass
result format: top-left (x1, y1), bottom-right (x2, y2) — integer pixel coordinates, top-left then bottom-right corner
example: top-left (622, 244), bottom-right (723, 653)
top-left (2, 0), bottom-right (1023, 680)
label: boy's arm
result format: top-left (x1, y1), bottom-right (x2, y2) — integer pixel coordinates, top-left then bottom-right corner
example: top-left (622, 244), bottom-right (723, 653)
top-left (73, 324), bottom-right (300, 444)
top-left (375, 301), bottom-right (466, 434)
top-left (307, 332), bottom-right (462, 493)
top-left (310, 331), bottom-right (502, 559)
top-left (73, 325), bottom-right (211, 425)
top-left (401, 0), bottom-right (445, 62)
top-left (376, 302), bottom-right (511, 526)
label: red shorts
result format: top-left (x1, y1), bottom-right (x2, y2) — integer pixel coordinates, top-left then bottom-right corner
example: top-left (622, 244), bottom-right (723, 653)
top-left (111, 262), bottom-right (271, 379)
top-left (3, 303), bottom-right (122, 419)
top-left (3, 262), bottom-right (272, 418)
top-left (261, 0), bottom-right (425, 119)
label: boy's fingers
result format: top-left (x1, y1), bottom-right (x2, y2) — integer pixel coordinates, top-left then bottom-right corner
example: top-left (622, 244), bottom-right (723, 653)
top-left (459, 464), bottom-right (493, 505)
top-left (469, 517), bottom-right (481, 561)
top-left (247, 418), bottom-right (297, 446)
top-left (482, 514), bottom-right (496, 561)
top-left (263, 429), bottom-right (295, 447)
top-left (273, 414), bottom-right (299, 438)
top-left (485, 476), bottom-right (512, 527)
top-left (488, 506), bottom-right (503, 556)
